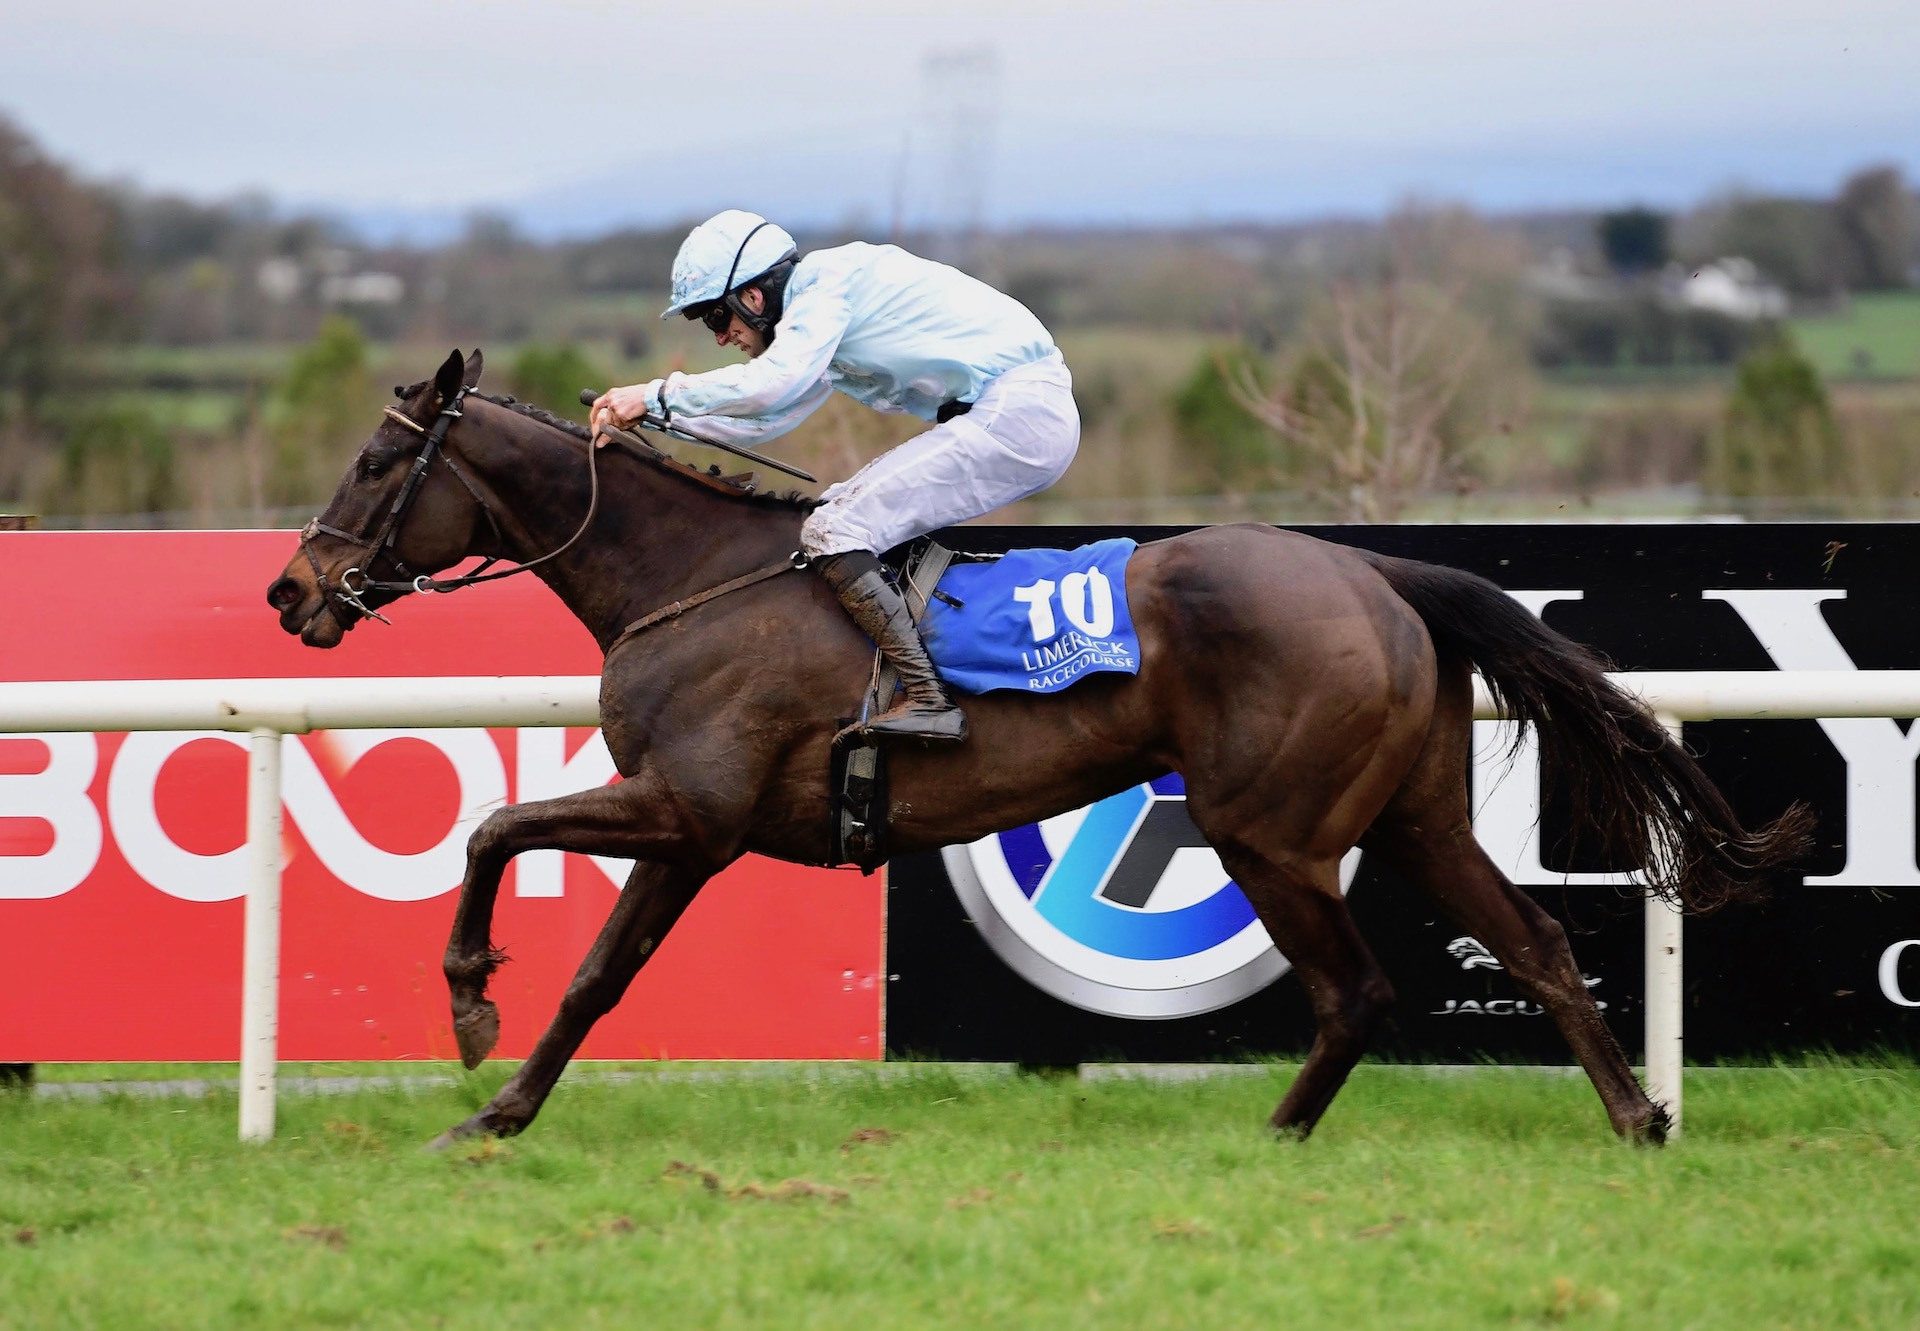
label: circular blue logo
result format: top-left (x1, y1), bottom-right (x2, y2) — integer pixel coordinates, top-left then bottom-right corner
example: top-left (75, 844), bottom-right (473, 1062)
top-left (942, 774), bottom-right (1359, 1019)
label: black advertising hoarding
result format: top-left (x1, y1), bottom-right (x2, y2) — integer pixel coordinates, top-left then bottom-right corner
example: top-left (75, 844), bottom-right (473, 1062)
top-left (885, 523), bottom-right (1920, 1063)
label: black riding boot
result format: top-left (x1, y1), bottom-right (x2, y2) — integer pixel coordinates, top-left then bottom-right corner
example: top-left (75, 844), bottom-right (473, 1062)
top-left (816, 550), bottom-right (968, 744)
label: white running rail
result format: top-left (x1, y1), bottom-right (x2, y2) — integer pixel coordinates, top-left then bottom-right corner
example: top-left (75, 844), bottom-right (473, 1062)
top-left (6, 670), bottom-right (1919, 1140)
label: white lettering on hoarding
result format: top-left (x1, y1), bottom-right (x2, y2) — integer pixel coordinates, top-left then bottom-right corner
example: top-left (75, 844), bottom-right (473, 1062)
top-left (108, 732), bottom-right (250, 902)
top-left (1880, 940), bottom-right (1920, 1008)
top-left (0, 734), bottom-right (101, 900)
top-left (285, 730), bottom-right (505, 902)
top-left (1705, 590), bottom-right (1920, 887)
top-left (1, 728), bottom-right (506, 903)
top-left (1476, 587), bottom-right (1918, 891)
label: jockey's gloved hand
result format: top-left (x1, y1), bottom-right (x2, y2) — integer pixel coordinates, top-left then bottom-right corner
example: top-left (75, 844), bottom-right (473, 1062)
top-left (589, 382), bottom-right (662, 445)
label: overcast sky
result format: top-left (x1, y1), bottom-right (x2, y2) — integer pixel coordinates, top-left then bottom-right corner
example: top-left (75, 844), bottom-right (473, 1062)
top-left (5, 0), bottom-right (1917, 237)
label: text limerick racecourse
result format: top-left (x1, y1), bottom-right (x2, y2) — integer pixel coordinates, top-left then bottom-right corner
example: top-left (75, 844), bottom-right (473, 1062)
top-left (1021, 631), bottom-right (1139, 689)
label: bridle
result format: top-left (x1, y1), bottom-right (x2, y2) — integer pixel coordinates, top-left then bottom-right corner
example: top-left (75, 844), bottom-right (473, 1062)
top-left (297, 385), bottom-right (602, 626)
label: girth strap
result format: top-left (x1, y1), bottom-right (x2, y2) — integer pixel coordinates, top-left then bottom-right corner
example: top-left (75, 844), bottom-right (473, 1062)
top-left (605, 553), bottom-right (809, 659)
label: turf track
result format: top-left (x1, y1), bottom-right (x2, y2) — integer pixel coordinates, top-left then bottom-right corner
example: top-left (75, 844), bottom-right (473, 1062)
top-left (2, 1060), bottom-right (1916, 1329)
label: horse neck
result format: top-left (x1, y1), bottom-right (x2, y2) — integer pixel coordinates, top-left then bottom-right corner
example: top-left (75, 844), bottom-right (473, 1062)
top-left (455, 400), bottom-right (807, 652)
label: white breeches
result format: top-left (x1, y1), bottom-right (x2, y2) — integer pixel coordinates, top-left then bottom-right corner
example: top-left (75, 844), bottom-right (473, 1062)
top-left (799, 350), bottom-right (1079, 558)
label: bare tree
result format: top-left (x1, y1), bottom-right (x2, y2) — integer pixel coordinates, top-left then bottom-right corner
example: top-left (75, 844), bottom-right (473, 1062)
top-left (1219, 204), bottom-right (1529, 521)
top-left (1226, 272), bottom-right (1492, 521)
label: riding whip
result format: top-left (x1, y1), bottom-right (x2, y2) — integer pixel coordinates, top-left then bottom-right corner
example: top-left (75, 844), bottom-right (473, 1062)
top-left (578, 388), bottom-right (817, 483)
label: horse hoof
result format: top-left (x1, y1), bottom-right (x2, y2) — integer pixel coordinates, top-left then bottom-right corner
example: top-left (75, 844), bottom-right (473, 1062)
top-left (424, 1110), bottom-right (499, 1152)
top-left (424, 1119), bottom-right (480, 1152)
top-left (1628, 1103), bottom-right (1672, 1147)
top-left (1268, 1117), bottom-right (1314, 1143)
top-left (453, 1000), bottom-right (501, 1070)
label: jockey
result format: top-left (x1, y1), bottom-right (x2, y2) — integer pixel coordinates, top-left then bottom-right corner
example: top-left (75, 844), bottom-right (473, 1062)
top-left (590, 209), bottom-right (1080, 745)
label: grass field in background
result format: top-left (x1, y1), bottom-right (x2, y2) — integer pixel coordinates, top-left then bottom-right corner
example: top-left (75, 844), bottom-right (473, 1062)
top-left (1790, 291), bottom-right (1920, 380)
top-left (45, 306), bottom-right (1920, 527)
top-left (3, 1061), bottom-right (1916, 1329)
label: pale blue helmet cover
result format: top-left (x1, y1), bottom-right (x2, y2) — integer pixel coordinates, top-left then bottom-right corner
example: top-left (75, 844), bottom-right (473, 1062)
top-left (661, 209), bottom-right (798, 319)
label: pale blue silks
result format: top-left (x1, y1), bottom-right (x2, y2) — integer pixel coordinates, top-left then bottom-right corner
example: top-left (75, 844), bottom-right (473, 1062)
top-left (639, 241), bottom-right (1059, 442)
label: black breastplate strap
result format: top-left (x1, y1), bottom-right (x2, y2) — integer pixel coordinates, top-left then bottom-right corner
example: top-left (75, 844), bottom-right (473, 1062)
top-left (603, 552), bottom-right (810, 661)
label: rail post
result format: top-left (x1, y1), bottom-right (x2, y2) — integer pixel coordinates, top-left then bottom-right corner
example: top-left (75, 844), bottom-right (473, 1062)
top-left (1644, 712), bottom-right (1685, 1136)
top-left (238, 727), bottom-right (283, 1143)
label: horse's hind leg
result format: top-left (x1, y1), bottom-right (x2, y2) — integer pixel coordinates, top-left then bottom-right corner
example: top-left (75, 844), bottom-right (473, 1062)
top-left (1369, 820), bottom-right (1665, 1142)
top-left (1215, 850), bottom-right (1395, 1138)
top-left (1363, 672), bottom-right (1668, 1143)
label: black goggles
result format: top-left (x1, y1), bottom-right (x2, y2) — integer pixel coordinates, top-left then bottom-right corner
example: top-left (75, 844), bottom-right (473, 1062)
top-left (685, 301), bottom-right (734, 334)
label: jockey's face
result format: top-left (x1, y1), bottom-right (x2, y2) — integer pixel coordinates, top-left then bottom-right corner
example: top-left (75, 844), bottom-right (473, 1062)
top-left (715, 286), bottom-right (770, 359)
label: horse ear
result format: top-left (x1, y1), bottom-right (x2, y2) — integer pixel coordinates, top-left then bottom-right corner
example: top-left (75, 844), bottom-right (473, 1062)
top-left (432, 349), bottom-right (466, 404)
top-left (463, 348), bottom-right (484, 389)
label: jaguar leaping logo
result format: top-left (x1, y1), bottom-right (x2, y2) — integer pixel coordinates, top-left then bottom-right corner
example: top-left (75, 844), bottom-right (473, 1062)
top-left (1446, 935), bottom-right (1603, 988)
top-left (1447, 937), bottom-right (1502, 970)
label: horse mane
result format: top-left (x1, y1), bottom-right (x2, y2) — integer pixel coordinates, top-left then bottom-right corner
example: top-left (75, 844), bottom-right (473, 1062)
top-left (394, 377), bottom-right (817, 510)
top-left (466, 387), bottom-right (819, 511)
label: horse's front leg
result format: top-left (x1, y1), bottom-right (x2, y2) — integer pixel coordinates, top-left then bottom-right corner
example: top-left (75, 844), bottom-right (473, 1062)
top-left (432, 858), bottom-right (705, 1145)
top-left (443, 777), bottom-right (691, 1069)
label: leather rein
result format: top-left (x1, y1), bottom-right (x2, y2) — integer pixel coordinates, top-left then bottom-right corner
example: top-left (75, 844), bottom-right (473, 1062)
top-left (299, 387), bottom-right (805, 644)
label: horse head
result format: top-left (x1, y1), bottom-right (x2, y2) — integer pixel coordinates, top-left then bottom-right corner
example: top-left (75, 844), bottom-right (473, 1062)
top-left (267, 348), bottom-right (490, 647)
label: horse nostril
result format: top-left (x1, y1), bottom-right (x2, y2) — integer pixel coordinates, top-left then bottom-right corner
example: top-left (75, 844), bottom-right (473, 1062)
top-left (267, 577), bottom-right (303, 611)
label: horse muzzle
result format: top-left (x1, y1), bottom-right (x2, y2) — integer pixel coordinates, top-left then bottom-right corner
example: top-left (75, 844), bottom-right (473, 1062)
top-left (267, 566), bottom-right (357, 647)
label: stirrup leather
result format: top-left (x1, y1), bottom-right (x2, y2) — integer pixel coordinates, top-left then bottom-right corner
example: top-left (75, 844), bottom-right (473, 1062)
top-left (819, 554), bottom-right (968, 745)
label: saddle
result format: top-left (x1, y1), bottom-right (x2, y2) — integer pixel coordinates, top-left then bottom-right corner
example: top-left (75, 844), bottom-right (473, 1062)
top-left (832, 538), bottom-right (980, 870)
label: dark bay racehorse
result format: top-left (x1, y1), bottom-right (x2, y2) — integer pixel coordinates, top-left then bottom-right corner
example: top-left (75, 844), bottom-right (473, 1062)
top-left (268, 350), bottom-right (1810, 1147)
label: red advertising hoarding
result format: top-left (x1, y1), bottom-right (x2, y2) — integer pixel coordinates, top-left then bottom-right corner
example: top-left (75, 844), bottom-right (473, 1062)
top-left (0, 532), bottom-right (883, 1062)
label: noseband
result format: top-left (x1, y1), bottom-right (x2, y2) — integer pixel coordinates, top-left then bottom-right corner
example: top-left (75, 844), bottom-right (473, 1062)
top-left (298, 386), bottom-right (602, 626)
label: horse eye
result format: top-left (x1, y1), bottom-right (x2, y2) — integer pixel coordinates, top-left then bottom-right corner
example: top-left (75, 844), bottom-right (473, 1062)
top-left (359, 456), bottom-right (387, 480)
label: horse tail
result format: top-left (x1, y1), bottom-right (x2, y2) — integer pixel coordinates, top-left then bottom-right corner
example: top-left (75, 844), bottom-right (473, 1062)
top-left (1361, 551), bottom-right (1814, 914)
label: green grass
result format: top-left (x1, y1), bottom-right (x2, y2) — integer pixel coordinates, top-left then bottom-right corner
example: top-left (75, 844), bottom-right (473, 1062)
top-left (91, 389), bottom-right (250, 434)
top-left (1791, 291), bottom-right (1920, 380)
top-left (3, 1061), bottom-right (1916, 1329)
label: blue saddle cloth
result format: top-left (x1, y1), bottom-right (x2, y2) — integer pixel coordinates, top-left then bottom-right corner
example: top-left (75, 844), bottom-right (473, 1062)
top-left (920, 538), bottom-right (1142, 695)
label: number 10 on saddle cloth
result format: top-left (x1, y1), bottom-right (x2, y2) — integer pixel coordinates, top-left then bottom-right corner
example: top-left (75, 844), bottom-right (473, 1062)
top-left (921, 537), bottom-right (1141, 695)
